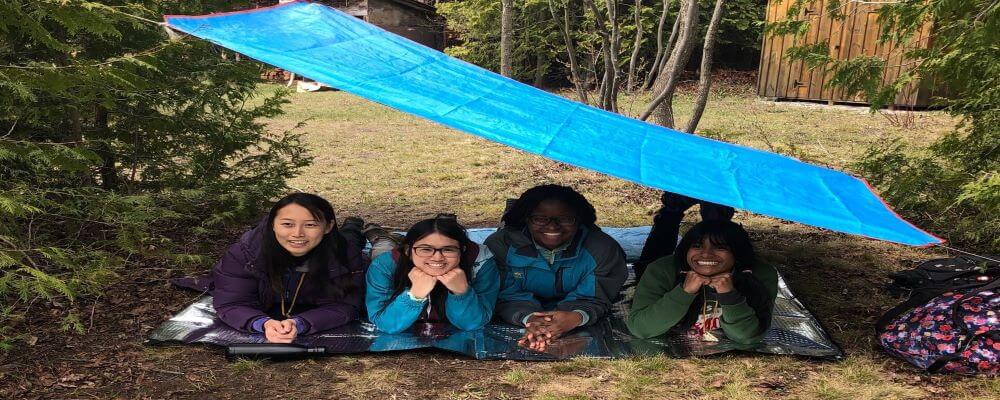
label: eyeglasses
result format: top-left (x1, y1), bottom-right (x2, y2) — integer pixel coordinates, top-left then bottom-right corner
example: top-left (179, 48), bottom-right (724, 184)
top-left (412, 245), bottom-right (462, 258)
top-left (527, 215), bottom-right (577, 227)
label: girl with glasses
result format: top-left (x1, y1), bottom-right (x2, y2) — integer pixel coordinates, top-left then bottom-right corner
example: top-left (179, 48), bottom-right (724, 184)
top-left (485, 184), bottom-right (627, 352)
top-left (211, 193), bottom-right (365, 343)
top-left (366, 216), bottom-right (499, 333)
top-left (626, 220), bottom-right (778, 344)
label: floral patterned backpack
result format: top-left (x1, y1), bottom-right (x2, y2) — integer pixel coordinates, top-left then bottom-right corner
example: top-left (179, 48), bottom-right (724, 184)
top-left (877, 257), bottom-right (998, 375)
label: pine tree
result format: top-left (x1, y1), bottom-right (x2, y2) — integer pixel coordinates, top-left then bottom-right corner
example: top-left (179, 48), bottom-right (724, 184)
top-left (0, 0), bottom-right (309, 346)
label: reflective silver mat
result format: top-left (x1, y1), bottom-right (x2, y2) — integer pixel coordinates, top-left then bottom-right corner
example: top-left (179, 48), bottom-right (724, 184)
top-left (148, 227), bottom-right (843, 360)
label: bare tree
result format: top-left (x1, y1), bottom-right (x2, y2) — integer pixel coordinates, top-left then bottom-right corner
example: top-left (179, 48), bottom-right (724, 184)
top-left (639, 0), bottom-right (699, 128)
top-left (625, 0), bottom-right (643, 92)
top-left (583, 0), bottom-right (621, 112)
top-left (549, 0), bottom-right (589, 104)
top-left (643, 1), bottom-right (681, 91)
top-left (604, 0), bottom-right (622, 110)
top-left (500, 0), bottom-right (514, 77)
top-left (683, 0), bottom-right (725, 133)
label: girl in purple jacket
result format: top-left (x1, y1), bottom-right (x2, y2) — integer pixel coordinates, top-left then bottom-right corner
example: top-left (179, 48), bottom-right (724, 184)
top-left (211, 193), bottom-right (365, 343)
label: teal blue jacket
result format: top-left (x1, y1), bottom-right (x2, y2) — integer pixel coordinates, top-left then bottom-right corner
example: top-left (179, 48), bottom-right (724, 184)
top-left (485, 225), bottom-right (627, 327)
top-left (365, 245), bottom-right (499, 333)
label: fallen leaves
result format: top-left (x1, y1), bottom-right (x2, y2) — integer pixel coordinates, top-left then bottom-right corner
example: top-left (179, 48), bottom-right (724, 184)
top-left (710, 376), bottom-right (728, 388)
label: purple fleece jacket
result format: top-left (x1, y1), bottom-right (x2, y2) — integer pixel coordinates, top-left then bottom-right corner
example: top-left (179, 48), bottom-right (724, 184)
top-left (210, 222), bottom-right (365, 335)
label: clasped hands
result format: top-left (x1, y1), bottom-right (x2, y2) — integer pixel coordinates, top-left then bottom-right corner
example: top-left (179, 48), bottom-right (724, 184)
top-left (682, 270), bottom-right (735, 294)
top-left (263, 318), bottom-right (298, 343)
top-left (408, 267), bottom-right (468, 298)
top-left (517, 310), bottom-right (583, 352)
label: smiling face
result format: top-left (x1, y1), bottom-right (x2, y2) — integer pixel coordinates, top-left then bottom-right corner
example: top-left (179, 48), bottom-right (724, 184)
top-left (272, 203), bottom-right (333, 257)
top-left (409, 232), bottom-right (462, 277)
top-left (686, 236), bottom-right (736, 276)
top-left (527, 199), bottom-right (579, 250)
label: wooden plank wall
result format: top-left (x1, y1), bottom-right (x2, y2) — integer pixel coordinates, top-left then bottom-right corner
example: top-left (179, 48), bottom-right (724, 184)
top-left (758, 0), bottom-right (934, 107)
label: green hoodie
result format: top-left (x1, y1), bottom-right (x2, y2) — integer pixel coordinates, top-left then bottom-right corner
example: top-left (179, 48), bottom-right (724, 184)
top-left (626, 256), bottom-right (778, 344)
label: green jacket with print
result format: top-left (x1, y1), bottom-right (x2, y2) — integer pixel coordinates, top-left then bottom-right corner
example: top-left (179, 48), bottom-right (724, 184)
top-left (626, 256), bottom-right (778, 344)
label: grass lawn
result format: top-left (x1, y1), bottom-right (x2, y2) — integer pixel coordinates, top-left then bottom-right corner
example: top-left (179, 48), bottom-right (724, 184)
top-left (6, 82), bottom-right (994, 399)
top-left (252, 84), bottom-right (991, 399)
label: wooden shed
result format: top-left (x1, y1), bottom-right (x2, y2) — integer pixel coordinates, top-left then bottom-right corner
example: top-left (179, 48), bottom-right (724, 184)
top-left (757, 0), bottom-right (938, 108)
top-left (323, 0), bottom-right (444, 50)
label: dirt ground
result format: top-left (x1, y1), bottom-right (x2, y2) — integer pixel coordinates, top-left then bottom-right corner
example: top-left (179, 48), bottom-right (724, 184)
top-left (2, 221), bottom-right (993, 399)
top-left (2, 80), bottom-right (996, 399)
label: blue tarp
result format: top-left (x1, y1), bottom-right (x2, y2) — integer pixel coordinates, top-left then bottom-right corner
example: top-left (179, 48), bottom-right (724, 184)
top-left (164, 1), bottom-right (942, 247)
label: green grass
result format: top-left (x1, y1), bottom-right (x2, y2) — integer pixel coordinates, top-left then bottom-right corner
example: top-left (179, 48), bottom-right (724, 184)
top-left (503, 367), bottom-right (531, 386)
top-left (229, 357), bottom-right (263, 372)
top-left (251, 84), bottom-right (991, 399)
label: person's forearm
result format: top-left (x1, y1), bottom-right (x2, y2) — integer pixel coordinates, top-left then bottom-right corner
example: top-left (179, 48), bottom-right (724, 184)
top-left (445, 288), bottom-right (493, 330)
top-left (719, 299), bottom-right (764, 344)
top-left (295, 302), bottom-right (357, 334)
top-left (369, 290), bottom-right (425, 334)
top-left (496, 300), bottom-right (542, 326)
top-left (626, 285), bottom-right (696, 338)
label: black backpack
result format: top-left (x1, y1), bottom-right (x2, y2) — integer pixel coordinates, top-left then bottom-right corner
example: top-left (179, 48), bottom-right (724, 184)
top-left (883, 255), bottom-right (999, 299)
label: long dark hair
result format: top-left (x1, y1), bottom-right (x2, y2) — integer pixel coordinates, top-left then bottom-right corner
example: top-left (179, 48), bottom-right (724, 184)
top-left (376, 216), bottom-right (476, 319)
top-left (672, 220), bottom-right (768, 330)
top-left (501, 184), bottom-right (598, 229)
top-left (259, 193), bottom-right (353, 301)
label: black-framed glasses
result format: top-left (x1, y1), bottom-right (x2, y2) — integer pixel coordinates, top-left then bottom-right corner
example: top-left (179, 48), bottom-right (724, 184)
top-left (527, 215), bottom-right (577, 227)
top-left (412, 245), bottom-right (462, 258)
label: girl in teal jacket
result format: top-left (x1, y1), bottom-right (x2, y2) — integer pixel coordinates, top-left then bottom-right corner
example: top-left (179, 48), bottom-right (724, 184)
top-left (486, 184), bottom-right (627, 351)
top-left (366, 216), bottom-right (499, 333)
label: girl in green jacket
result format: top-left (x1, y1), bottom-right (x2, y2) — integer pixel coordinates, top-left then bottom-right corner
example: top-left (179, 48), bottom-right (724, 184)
top-left (626, 220), bottom-right (778, 344)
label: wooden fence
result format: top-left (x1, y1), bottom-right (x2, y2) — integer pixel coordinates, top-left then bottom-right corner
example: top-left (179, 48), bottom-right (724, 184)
top-left (758, 0), bottom-right (939, 108)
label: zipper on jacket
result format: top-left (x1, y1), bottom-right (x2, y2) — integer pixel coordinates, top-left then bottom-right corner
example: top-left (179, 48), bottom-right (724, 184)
top-left (555, 267), bottom-right (565, 296)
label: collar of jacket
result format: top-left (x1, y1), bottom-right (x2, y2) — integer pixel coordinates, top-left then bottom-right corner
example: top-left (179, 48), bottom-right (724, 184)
top-left (505, 225), bottom-right (591, 263)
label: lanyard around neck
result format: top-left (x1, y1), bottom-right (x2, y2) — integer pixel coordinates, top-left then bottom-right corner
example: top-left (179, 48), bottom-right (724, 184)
top-left (280, 272), bottom-right (307, 318)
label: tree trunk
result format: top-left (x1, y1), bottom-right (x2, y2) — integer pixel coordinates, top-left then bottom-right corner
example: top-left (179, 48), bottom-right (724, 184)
top-left (639, 0), bottom-right (699, 128)
top-left (626, 0), bottom-right (644, 92)
top-left (94, 106), bottom-right (118, 190)
top-left (67, 106), bottom-right (95, 186)
top-left (605, 0), bottom-right (621, 111)
top-left (500, 0), bottom-right (514, 77)
top-left (643, 1), bottom-right (681, 91)
top-left (550, 0), bottom-right (589, 104)
top-left (643, 0), bottom-right (671, 89)
top-left (584, 0), bottom-right (619, 112)
top-left (683, 0), bottom-right (725, 133)
top-left (533, 52), bottom-right (547, 87)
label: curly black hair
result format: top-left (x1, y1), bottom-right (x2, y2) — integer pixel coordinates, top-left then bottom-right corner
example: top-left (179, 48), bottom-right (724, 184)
top-left (501, 184), bottom-right (597, 229)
